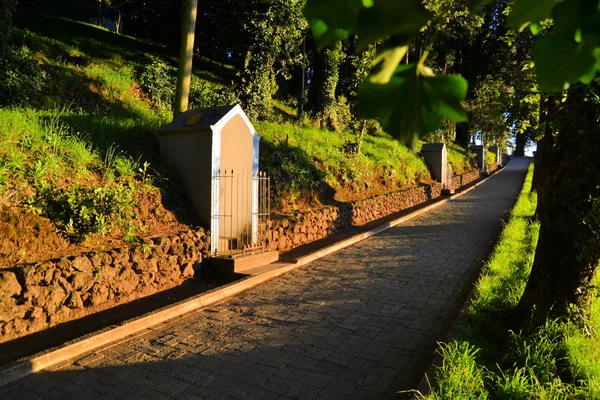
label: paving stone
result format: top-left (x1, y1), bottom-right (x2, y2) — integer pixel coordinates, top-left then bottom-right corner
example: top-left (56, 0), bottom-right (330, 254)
top-left (0, 160), bottom-right (528, 399)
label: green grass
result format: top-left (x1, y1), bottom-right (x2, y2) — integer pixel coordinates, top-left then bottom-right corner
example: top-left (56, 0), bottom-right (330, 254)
top-left (422, 163), bottom-right (600, 399)
top-left (447, 143), bottom-right (475, 175)
top-left (256, 121), bottom-right (431, 207)
top-left (0, 12), bottom-right (178, 242)
top-left (564, 290), bottom-right (600, 397)
top-left (4, 11), bottom-right (472, 238)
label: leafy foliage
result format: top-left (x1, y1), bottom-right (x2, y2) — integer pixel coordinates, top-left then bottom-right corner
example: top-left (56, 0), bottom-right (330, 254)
top-left (0, 0), bottom-right (17, 57)
top-left (303, 0), bottom-right (363, 51)
top-left (137, 55), bottom-right (238, 112)
top-left (506, 0), bottom-right (556, 32)
top-left (304, 0), bottom-right (431, 51)
top-left (0, 45), bottom-right (47, 106)
top-left (239, 0), bottom-right (307, 120)
top-left (137, 55), bottom-right (175, 112)
top-left (359, 64), bottom-right (467, 148)
top-left (35, 182), bottom-right (135, 242)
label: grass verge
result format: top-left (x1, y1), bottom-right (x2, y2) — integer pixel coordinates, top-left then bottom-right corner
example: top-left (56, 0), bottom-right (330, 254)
top-left (422, 162), bottom-right (600, 399)
top-left (256, 121), bottom-right (432, 208)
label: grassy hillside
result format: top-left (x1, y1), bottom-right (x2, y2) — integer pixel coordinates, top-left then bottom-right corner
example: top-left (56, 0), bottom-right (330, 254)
top-left (0, 11), bottom-right (474, 264)
top-left (258, 122), bottom-right (431, 208)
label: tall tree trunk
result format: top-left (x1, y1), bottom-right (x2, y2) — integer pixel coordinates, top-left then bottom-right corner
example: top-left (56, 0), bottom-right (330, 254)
top-left (307, 41), bottom-right (342, 126)
top-left (531, 95), bottom-right (557, 215)
top-left (174, 0), bottom-right (198, 118)
top-left (115, 6), bottom-right (122, 34)
top-left (96, 0), bottom-right (103, 26)
top-left (298, 38), bottom-right (306, 121)
top-left (531, 96), bottom-right (548, 194)
top-left (455, 121), bottom-right (470, 149)
top-left (514, 131), bottom-right (526, 156)
top-left (517, 84), bottom-right (600, 319)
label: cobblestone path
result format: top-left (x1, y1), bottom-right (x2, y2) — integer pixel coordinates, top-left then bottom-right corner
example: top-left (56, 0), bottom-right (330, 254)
top-left (3, 158), bottom-right (529, 400)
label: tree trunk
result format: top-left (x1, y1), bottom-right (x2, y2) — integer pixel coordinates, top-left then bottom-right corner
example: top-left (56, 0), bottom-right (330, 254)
top-left (531, 95), bottom-right (557, 217)
top-left (298, 38), bottom-right (306, 121)
top-left (115, 6), bottom-right (122, 34)
top-left (307, 41), bottom-right (342, 118)
top-left (455, 121), bottom-right (470, 149)
top-left (531, 97), bottom-right (548, 194)
top-left (174, 0), bottom-right (199, 118)
top-left (514, 131), bottom-right (526, 156)
top-left (96, 0), bottom-right (103, 26)
top-left (517, 85), bottom-right (600, 319)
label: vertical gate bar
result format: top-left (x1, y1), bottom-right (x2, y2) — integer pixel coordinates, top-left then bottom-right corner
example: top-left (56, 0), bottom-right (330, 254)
top-left (262, 172), bottom-right (266, 247)
top-left (245, 170), bottom-right (248, 250)
top-left (258, 171), bottom-right (265, 246)
top-left (244, 170), bottom-right (247, 251)
top-left (229, 170), bottom-right (233, 255)
top-left (262, 172), bottom-right (265, 245)
top-left (236, 170), bottom-right (239, 252)
top-left (256, 171), bottom-right (262, 244)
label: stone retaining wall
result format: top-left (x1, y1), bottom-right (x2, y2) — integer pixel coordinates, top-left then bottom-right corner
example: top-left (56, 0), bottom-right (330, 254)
top-left (264, 183), bottom-right (442, 252)
top-left (0, 173), bottom-right (482, 343)
top-left (452, 169), bottom-right (481, 191)
top-left (0, 228), bottom-right (210, 343)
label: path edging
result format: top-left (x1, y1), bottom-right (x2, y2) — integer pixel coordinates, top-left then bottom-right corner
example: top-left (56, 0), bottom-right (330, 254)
top-left (0, 161), bottom-right (510, 389)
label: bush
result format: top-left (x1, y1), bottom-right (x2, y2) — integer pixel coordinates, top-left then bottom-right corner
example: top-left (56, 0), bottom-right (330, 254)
top-left (137, 56), bottom-right (239, 112)
top-left (0, 0), bottom-right (17, 58)
top-left (137, 55), bottom-right (176, 112)
top-left (0, 46), bottom-right (47, 106)
top-left (32, 182), bottom-right (135, 242)
top-left (485, 149), bottom-right (497, 169)
top-left (314, 95), bottom-right (354, 132)
top-left (189, 76), bottom-right (238, 109)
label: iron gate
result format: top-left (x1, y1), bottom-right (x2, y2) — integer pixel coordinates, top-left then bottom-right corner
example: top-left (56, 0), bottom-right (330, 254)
top-left (211, 170), bottom-right (270, 255)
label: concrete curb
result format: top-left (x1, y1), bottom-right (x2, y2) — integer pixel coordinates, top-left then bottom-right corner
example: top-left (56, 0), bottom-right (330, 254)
top-left (0, 163), bottom-right (509, 389)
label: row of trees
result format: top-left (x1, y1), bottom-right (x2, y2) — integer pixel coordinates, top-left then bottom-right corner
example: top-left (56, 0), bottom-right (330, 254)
top-left (303, 0), bottom-right (600, 322)
top-left (9, 0), bottom-right (599, 324)
top-left (142, 0), bottom-right (600, 322)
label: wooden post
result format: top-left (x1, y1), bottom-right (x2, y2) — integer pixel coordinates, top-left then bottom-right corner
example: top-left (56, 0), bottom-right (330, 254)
top-left (174, 0), bottom-right (198, 118)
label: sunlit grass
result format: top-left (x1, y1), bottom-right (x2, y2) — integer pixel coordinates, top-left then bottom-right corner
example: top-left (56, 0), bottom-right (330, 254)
top-left (256, 121), bottom-right (431, 203)
top-left (422, 163), bottom-right (600, 398)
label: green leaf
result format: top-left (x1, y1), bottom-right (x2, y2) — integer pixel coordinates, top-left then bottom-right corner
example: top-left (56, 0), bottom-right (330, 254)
top-left (358, 64), bottom-right (468, 146)
top-left (356, 0), bottom-right (431, 51)
top-left (533, 35), bottom-right (599, 92)
top-left (506, 0), bottom-right (556, 31)
top-left (466, 0), bottom-right (494, 12)
top-left (369, 45), bottom-right (408, 84)
top-left (530, 22), bottom-right (543, 35)
top-left (304, 0), bottom-right (365, 51)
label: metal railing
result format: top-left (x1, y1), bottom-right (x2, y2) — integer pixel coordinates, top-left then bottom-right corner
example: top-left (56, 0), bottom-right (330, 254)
top-left (211, 170), bottom-right (270, 256)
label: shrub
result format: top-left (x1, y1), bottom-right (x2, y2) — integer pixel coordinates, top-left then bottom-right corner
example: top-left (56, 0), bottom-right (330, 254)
top-left (0, 46), bottom-right (47, 106)
top-left (0, 0), bottom-right (17, 58)
top-left (189, 76), bottom-right (238, 109)
top-left (485, 149), bottom-right (497, 169)
top-left (32, 182), bottom-right (135, 242)
top-left (314, 96), bottom-right (354, 132)
top-left (137, 55), bottom-right (175, 112)
top-left (137, 56), bottom-right (238, 112)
